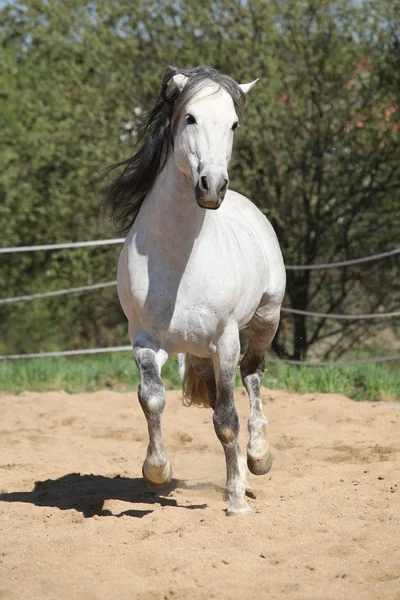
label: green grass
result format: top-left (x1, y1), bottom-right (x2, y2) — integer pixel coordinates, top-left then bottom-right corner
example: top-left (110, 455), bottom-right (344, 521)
top-left (261, 362), bottom-right (400, 402)
top-left (0, 352), bottom-right (399, 401)
top-left (0, 353), bottom-right (180, 395)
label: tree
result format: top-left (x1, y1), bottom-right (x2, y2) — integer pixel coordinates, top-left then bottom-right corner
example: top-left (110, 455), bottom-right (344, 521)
top-left (1, 0), bottom-right (399, 359)
top-left (230, 0), bottom-right (400, 360)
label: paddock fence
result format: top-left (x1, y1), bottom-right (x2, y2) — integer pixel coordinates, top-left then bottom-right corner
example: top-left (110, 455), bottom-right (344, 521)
top-left (1, 239), bottom-right (399, 365)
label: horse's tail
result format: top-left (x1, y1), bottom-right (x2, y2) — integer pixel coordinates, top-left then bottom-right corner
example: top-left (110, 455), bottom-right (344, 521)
top-left (179, 353), bottom-right (210, 408)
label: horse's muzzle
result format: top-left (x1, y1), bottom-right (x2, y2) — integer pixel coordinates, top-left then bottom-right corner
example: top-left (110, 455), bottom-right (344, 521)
top-left (196, 196), bottom-right (223, 210)
top-left (195, 172), bottom-right (228, 209)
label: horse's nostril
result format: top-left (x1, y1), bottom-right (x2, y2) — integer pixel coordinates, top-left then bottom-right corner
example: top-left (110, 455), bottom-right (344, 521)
top-left (200, 176), bottom-right (209, 192)
top-left (219, 178), bottom-right (228, 195)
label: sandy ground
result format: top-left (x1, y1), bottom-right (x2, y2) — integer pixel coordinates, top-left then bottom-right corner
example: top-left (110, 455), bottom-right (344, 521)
top-left (0, 388), bottom-right (399, 600)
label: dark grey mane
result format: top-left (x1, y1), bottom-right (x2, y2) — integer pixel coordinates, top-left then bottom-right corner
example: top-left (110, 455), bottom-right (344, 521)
top-left (104, 66), bottom-right (246, 234)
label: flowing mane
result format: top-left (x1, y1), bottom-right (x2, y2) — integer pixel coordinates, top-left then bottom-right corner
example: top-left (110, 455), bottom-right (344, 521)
top-left (104, 66), bottom-right (245, 234)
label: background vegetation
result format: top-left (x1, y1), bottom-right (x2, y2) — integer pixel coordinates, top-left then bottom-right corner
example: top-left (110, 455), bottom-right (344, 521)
top-left (1, 0), bottom-right (399, 365)
top-left (1, 354), bottom-right (399, 402)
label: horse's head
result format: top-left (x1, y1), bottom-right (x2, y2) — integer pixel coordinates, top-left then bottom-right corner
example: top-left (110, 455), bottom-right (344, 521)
top-left (171, 71), bottom-right (258, 210)
top-left (105, 67), bottom-right (258, 233)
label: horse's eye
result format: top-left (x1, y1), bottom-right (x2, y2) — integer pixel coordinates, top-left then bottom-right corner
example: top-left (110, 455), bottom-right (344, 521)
top-left (186, 114), bottom-right (197, 125)
top-left (232, 121), bottom-right (240, 132)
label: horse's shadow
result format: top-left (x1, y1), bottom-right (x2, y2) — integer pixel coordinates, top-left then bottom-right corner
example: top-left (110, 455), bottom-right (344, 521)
top-left (0, 473), bottom-right (209, 519)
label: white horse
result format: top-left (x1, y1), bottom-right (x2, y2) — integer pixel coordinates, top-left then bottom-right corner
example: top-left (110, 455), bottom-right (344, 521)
top-left (105, 66), bottom-right (286, 515)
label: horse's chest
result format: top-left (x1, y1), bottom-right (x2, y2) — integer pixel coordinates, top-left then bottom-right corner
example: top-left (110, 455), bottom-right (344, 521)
top-left (130, 255), bottom-right (229, 317)
top-left (125, 234), bottom-right (264, 349)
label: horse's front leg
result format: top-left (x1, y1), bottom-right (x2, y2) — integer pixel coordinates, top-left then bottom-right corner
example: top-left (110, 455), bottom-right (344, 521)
top-left (213, 328), bottom-right (251, 516)
top-left (189, 354), bottom-right (250, 491)
top-left (134, 334), bottom-right (171, 487)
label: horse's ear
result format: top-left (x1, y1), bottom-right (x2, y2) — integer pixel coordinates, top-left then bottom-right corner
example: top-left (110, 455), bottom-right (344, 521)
top-left (239, 79), bottom-right (259, 94)
top-left (173, 74), bottom-right (189, 92)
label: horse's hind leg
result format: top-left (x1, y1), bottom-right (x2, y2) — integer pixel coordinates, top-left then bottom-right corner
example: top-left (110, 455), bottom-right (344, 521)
top-left (240, 310), bottom-right (280, 476)
top-left (213, 327), bottom-right (251, 515)
top-left (133, 332), bottom-right (171, 487)
top-left (189, 355), bottom-right (249, 489)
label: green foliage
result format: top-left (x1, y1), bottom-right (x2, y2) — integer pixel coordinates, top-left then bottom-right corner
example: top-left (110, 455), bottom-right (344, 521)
top-left (0, 0), bottom-right (399, 360)
top-left (0, 353), bottom-right (180, 394)
top-left (0, 353), bottom-right (398, 401)
top-left (263, 362), bottom-right (400, 402)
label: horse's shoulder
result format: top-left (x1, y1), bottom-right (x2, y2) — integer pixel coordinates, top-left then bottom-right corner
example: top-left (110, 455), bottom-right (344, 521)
top-left (224, 190), bottom-right (275, 235)
top-left (224, 190), bottom-right (285, 285)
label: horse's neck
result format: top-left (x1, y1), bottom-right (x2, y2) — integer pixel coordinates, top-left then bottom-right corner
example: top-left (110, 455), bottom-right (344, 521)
top-left (142, 156), bottom-right (214, 249)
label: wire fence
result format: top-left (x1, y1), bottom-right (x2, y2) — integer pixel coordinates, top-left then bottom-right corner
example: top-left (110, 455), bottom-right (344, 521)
top-left (0, 346), bottom-right (132, 360)
top-left (1, 344), bottom-right (399, 365)
top-left (0, 238), bottom-right (125, 254)
top-left (1, 238), bottom-right (399, 266)
top-left (1, 238), bottom-right (399, 363)
top-left (1, 279), bottom-right (400, 321)
top-left (285, 247), bottom-right (400, 270)
top-left (0, 281), bottom-right (118, 305)
top-left (281, 306), bottom-right (400, 320)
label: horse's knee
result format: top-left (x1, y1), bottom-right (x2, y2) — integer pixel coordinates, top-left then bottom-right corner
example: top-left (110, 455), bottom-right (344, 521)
top-left (135, 346), bottom-right (165, 415)
top-left (213, 407), bottom-right (239, 444)
top-left (138, 379), bottom-right (165, 415)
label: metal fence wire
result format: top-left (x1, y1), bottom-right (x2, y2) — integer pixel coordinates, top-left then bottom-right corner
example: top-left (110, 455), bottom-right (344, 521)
top-left (1, 239), bottom-right (399, 363)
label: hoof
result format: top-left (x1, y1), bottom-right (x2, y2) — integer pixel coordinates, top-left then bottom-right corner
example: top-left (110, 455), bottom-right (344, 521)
top-left (247, 449), bottom-right (273, 476)
top-left (226, 501), bottom-right (252, 516)
top-left (142, 459), bottom-right (172, 488)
